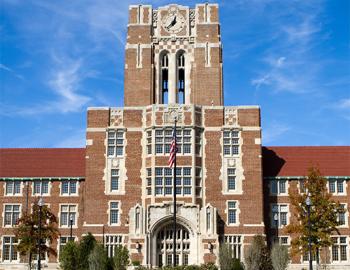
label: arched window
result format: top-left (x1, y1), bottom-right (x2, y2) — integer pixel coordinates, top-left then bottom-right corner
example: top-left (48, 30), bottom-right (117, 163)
top-left (161, 53), bottom-right (169, 104)
top-left (135, 206), bottom-right (140, 231)
top-left (177, 53), bottom-right (185, 104)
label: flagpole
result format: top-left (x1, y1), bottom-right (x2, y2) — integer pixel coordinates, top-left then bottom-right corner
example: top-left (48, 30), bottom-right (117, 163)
top-left (173, 118), bottom-right (177, 266)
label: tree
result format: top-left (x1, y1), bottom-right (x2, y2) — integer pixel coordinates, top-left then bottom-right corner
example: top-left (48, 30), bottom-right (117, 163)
top-left (285, 167), bottom-right (344, 264)
top-left (113, 245), bottom-right (129, 270)
top-left (271, 243), bottom-right (289, 270)
top-left (59, 241), bottom-right (79, 270)
top-left (88, 243), bottom-right (109, 270)
top-left (14, 201), bottom-right (59, 270)
top-left (244, 235), bottom-right (272, 270)
top-left (78, 232), bottom-right (97, 270)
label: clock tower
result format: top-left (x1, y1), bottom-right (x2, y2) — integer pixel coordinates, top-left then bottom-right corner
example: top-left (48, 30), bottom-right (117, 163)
top-left (124, 3), bottom-right (223, 107)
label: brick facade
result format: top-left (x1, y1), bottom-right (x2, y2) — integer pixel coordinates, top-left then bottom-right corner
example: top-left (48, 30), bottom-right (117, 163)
top-left (0, 3), bottom-right (349, 270)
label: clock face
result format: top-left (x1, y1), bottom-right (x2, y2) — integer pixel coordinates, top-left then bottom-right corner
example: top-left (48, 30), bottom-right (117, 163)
top-left (162, 11), bottom-right (186, 34)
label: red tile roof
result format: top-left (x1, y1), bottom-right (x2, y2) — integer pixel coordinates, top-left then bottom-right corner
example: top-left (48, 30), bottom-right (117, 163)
top-left (263, 146), bottom-right (350, 177)
top-left (0, 148), bottom-right (85, 178)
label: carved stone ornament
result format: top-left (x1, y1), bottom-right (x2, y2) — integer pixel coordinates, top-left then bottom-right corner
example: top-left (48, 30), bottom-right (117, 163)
top-left (164, 106), bottom-right (183, 124)
top-left (152, 10), bottom-right (158, 26)
top-left (110, 109), bottom-right (123, 127)
top-left (224, 108), bottom-right (237, 126)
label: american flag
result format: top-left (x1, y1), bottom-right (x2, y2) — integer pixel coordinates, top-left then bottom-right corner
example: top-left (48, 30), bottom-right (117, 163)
top-left (168, 127), bottom-right (177, 168)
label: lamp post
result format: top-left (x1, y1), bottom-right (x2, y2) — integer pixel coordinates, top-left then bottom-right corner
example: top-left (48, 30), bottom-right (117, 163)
top-left (37, 197), bottom-right (44, 270)
top-left (69, 214), bottom-right (74, 242)
top-left (306, 195), bottom-right (312, 270)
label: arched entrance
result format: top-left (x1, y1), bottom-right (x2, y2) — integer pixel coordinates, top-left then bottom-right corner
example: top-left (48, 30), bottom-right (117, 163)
top-left (156, 223), bottom-right (190, 267)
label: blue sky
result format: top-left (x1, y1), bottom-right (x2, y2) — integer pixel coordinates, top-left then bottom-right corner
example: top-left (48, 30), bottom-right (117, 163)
top-left (1, 0), bottom-right (349, 148)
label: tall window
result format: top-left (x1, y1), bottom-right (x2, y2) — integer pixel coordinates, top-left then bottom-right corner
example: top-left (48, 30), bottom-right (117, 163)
top-left (227, 201), bottom-right (238, 225)
top-left (225, 235), bottom-right (242, 260)
top-left (146, 168), bottom-right (152, 195)
top-left (5, 181), bottom-right (21, 195)
top-left (111, 169), bottom-right (119, 192)
top-left (206, 207), bottom-right (211, 231)
top-left (61, 180), bottom-right (77, 195)
top-left (105, 235), bottom-right (123, 257)
top-left (4, 205), bottom-right (20, 226)
top-left (110, 202), bottom-right (120, 225)
top-left (329, 179), bottom-right (345, 194)
top-left (33, 180), bottom-right (49, 195)
top-left (270, 179), bottom-right (287, 195)
top-left (107, 130), bottom-right (124, 157)
top-left (223, 130), bottom-right (239, 156)
top-left (271, 204), bottom-right (288, 228)
top-left (2, 236), bottom-right (18, 262)
top-left (331, 237), bottom-right (348, 262)
top-left (161, 53), bottom-right (169, 104)
top-left (177, 53), bottom-right (185, 104)
top-left (227, 168), bottom-right (236, 191)
top-left (60, 205), bottom-right (77, 227)
top-left (338, 204), bottom-right (347, 226)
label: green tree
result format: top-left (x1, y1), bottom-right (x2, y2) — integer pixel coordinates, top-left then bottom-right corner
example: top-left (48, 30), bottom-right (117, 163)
top-left (244, 235), bottom-right (272, 270)
top-left (78, 232), bottom-right (97, 270)
top-left (59, 241), bottom-right (79, 270)
top-left (285, 167), bottom-right (344, 264)
top-left (270, 243), bottom-right (289, 270)
top-left (14, 201), bottom-right (59, 270)
top-left (113, 245), bottom-right (129, 270)
top-left (88, 243), bottom-right (109, 270)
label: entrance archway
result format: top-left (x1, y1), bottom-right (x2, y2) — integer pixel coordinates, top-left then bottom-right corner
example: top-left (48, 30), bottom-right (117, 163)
top-left (156, 223), bottom-right (190, 267)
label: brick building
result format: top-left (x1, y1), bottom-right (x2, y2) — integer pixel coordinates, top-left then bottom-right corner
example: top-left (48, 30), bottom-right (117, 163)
top-left (0, 3), bottom-right (349, 270)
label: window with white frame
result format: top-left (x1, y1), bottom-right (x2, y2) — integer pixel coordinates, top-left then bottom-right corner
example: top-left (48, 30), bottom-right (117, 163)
top-left (4, 205), bottom-right (20, 226)
top-left (273, 236), bottom-right (289, 246)
top-left (146, 168), bottom-right (152, 195)
top-left (227, 168), bottom-right (236, 191)
top-left (299, 179), bottom-right (307, 193)
top-left (155, 128), bottom-right (191, 155)
top-left (110, 169), bottom-right (119, 192)
top-left (153, 167), bottom-right (192, 196)
top-left (146, 130), bottom-right (152, 155)
top-left (104, 235), bottom-right (123, 257)
top-left (61, 180), bottom-right (77, 195)
top-left (33, 180), bottom-right (49, 195)
top-left (195, 167), bottom-right (202, 196)
top-left (270, 179), bottom-right (287, 195)
top-left (329, 179), bottom-right (345, 194)
top-left (135, 207), bottom-right (140, 231)
top-left (60, 205), bottom-right (77, 227)
top-left (223, 130), bottom-right (239, 156)
top-left (227, 201), bottom-right (238, 225)
top-left (107, 130), bottom-right (124, 157)
top-left (331, 237), bottom-right (348, 262)
top-left (109, 202), bottom-right (120, 225)
top-left (224, 235), bottom-right (242, 260)
top-left (271, 204), bottom-right (288, 228)
top-left (5, 181), bottom-right (21, 195)
top-left (2, 236), bottom-right (18, 262)
top-left (338, 204), bottom-right (347, 226)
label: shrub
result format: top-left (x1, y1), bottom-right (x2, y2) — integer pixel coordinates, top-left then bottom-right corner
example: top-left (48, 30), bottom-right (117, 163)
top-left (200, 262), bottom-right (218, 270)
top-left (88, 243), bottom-right (109, 270)
top-left (78, 233), bottom-right (97, 270)
top-left (245, 235), bottom-right (272, 270)
top-left (271, 243), bottom-right (289, 270)
top-left (231, 258), bottom-right (244, 270)
top-left (114, 245), bottom-right (130, 270)
top-left (59, 241), bottom-right (79, 270)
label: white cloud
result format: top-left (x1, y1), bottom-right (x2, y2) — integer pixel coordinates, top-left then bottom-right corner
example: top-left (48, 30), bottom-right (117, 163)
top-left (263, 123), bottom-right (291, 144)
top-left (338, 98), bottom-right (350, 109)
top-left (0, 63), bottom-right (24, 80)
